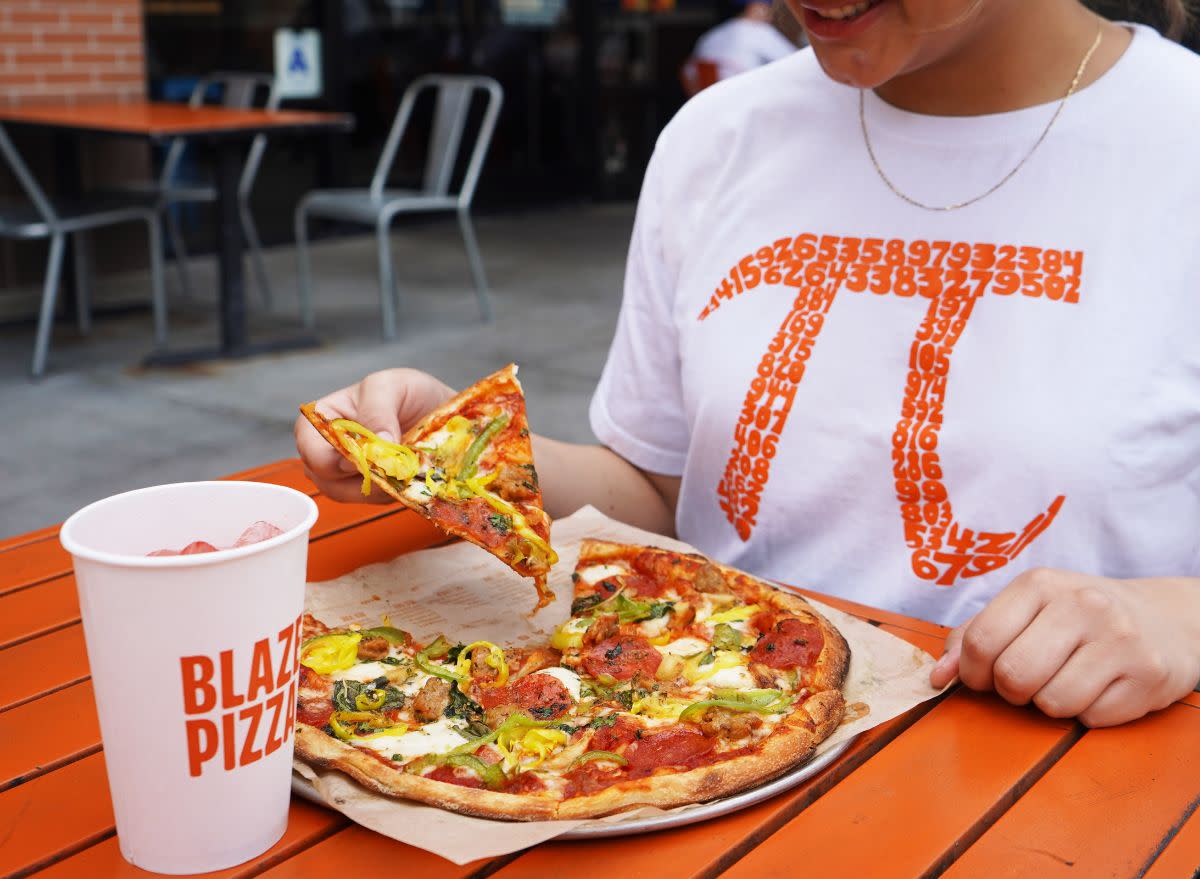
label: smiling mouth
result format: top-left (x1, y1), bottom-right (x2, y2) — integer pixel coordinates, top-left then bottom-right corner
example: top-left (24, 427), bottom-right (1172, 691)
top-left (809, 0), bottom-right (882, 20)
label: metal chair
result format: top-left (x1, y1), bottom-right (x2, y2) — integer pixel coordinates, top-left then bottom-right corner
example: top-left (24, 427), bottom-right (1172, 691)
top-left (137, 73), bottom-right (279, 308)
top-left (294, 74), bottom-right (504, 340)
top-left (0, 124), bottom-right (167, 377)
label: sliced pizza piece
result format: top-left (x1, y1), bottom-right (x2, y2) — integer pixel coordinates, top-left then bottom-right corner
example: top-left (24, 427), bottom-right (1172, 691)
top-left (300, 364), bottom-right (557, 608)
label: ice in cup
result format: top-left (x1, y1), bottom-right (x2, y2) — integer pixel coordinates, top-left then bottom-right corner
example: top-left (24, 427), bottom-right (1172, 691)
top-left (59, 481), bottom-right (319, 875)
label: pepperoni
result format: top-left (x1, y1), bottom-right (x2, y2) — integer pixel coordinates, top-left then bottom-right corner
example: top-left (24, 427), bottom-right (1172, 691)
top-left (428, 497), bottom-right (509, 549)
top-left (626, 727), bottom-right (715, 771)
top-left (588, 717), bottom-right (640, 753)
top-left (477, 673), bottom-right (572, 719)
top-left (632, 549), bottom-right (676, 581)
top-left (750, 618), bottom-right (824, 669)
top-left (425, 765), bottom-right (483, 789)
top-left (622, 573), bottom-right (668, 598)
top-left (582, 636), bottom-right (662, 681)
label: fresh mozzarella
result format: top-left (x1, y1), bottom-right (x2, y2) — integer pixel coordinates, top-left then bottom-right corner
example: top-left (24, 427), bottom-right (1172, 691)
top-left (532, 667), bottom-right (582, 702)
top-left (355, 717), bottom-right (469, 761)
top-left (640, 615), bottom-right (670, 638)
top-left (657, 637), bottom-right (709, 657)
top-left (705, 665), bottom-right (757, 690)
top-left (577, 564), bottom-right (627, 585)
top-left (395, 669), bottom-right (433, 696)
top-left (403, 480), bottom-right (434, 503)
top-left (330, 661), bottom-right (391, 682)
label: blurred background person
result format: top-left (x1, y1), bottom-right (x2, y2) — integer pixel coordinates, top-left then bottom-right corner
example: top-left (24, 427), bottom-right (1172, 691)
top-left (682, 0), bottom-right (802, 95)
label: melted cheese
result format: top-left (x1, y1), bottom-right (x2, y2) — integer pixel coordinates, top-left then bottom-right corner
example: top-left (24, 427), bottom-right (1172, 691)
top-left (640, 615), bottom-right (671, 638)
top-left (657, 637), bottom-right (708, 657)
top-left (403, 481), bottom-right (434, 503)
top-left (531, 667), bottom-right (582, 702)
top-left (355, 717), bottom-right (469, 761)
top-left (705, 665), bottom-right (757, 690)
top-left (577, 563), bottom-right (627, 585)
top-left (330, 661), bottom-right (391, 682)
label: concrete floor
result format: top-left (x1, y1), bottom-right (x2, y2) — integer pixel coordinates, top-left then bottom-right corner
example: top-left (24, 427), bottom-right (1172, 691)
top-left (0, 204), bottom-right (634, 538)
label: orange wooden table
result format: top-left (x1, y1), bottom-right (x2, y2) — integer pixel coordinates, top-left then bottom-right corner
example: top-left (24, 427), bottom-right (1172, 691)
top-left (4, 459), bottom-right (1198, 879)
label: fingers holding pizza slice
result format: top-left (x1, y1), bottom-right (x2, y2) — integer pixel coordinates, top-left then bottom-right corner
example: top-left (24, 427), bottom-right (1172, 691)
top-left (300, 364), bottom-right (557, 608)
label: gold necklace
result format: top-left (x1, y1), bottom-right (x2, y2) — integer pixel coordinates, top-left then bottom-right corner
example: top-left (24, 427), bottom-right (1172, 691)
top-left (860, 20), bottom-right (1104, 212)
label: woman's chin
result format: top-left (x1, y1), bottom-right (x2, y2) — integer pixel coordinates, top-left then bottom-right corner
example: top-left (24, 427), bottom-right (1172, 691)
top-left (810, 46), bottom-right (906, 90)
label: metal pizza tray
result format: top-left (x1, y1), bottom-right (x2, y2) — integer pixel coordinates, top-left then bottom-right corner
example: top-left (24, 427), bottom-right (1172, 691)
top-left (291, 735), bottom-right (854, 839)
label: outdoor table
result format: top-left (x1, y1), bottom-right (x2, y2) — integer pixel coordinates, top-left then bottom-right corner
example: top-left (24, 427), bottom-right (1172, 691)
top-left (0, 102), bottom-right (352, 366)
top-left (3, 458), bottom-right (1198, 878)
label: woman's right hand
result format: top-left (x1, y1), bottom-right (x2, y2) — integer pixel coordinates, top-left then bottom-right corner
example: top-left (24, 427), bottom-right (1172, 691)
top-left (294, 368), bottom-right (456, 504)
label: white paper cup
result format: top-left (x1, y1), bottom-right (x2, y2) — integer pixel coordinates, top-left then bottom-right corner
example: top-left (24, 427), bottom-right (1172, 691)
top-left (60, 481), bottom-right (319, 875)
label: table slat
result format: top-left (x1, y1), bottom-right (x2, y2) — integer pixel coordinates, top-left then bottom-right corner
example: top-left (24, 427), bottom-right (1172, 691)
top-left (0, 460), bottom-right (314, 595)
top-left (31, 802), bottom-right (347, 879)
top-left (256, 825), bottom-right (494, 879)
top-left (0, 752), bottom-right (113, 879)
top-left (1141, 795), bottom-right (1200, 879)
top-left (0, 681), bottom-right (99, 792)
top-left (943, 701), bottom-right (1200, 878)
top-left (0, 625), bottom-right (89, 712)
top-left (719, 689), bottom-right (1079, 879)
top-left (0, 576), bottom-right (77, 649)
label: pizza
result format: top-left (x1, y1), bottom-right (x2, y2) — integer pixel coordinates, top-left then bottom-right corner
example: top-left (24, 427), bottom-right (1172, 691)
top-left (300, 364), bottom-right (557, 608)
top-left (293, 539), bottom-right (851, 820)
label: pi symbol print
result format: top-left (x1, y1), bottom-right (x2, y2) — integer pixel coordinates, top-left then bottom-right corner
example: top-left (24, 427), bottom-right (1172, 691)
top-left (702, 234), bottom-right (1082, 588)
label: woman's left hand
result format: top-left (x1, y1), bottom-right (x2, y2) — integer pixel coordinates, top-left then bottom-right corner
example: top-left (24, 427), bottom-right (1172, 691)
top-left (929, 568), bottom-right (1200, 727)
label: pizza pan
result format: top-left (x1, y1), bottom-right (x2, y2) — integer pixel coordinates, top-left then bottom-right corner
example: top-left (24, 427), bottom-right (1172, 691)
top-left (291, 734), bottom-right (854, 838)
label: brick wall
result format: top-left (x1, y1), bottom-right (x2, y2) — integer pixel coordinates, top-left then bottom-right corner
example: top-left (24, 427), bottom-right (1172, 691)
top-left (0, 0), bottom-right (146, 108)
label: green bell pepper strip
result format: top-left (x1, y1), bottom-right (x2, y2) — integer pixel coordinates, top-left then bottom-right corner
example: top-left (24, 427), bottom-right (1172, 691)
top-left (678, 689), bottom-right (792, 723)
top-left (406, 753), bottom-right (507, 790)
top-left (415, 650), bottom-right (468, 684)
top-left (571, 750), bottom-right (629, 768)
top-left (360, 626), bottom-right (410, 645)
top-left (456, 413), bottom-right (510, 481)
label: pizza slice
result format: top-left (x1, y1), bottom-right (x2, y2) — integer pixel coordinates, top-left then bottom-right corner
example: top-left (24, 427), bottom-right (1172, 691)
top-left (292, 540), bottom-right (852, 820)
top-left (300, 364), bottom-right (557, 608)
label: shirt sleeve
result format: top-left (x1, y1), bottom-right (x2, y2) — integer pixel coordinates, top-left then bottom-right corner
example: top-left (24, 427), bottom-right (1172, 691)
top-left (589, 145), bottom-right (690, 476)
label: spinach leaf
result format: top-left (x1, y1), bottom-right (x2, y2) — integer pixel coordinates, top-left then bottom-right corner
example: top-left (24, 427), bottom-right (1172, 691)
top-left (587, 714), bottom-right (619, 730)
top-left (570, 593), bottom-right (606, 616)
top-left (444, 683), bottom-right (484, 721)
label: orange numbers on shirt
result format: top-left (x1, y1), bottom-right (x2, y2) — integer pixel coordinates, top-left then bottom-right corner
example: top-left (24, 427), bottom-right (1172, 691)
top-left (703, 235), bottom-right (1082, 588)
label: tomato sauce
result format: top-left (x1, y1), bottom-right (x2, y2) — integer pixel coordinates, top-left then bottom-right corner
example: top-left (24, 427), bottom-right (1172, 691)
top-left (750, 618), bottom-right (824, 669)
top-left (426, 765), bottom-right (484, 789)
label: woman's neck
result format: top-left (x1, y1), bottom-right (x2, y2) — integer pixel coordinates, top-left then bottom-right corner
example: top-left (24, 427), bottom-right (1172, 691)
top-left (874, 0), bottom-right (1132, 116)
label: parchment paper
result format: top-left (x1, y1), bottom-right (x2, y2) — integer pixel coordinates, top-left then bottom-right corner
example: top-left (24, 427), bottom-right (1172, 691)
top-left (294, 506), bottom-right (945, 863)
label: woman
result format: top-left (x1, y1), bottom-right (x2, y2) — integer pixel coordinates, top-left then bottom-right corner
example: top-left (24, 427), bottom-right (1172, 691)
top-left (297, 0), bottom-right (1200, 727)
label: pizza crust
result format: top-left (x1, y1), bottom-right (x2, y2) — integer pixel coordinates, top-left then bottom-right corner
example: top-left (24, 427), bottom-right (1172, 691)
top-left (297, 713), bottom-right (833, 821)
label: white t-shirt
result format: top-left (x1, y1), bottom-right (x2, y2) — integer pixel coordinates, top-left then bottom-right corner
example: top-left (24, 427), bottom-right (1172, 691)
top-left (693, 18), bottom-right (798, 80)
top-left (590, 26), bottom-right (1200, 627)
